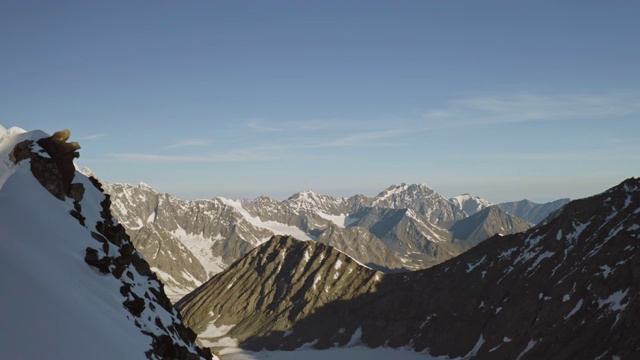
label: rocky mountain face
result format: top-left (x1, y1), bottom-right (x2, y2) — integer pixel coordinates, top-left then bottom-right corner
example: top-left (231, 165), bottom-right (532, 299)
top-left (498, 198), bottom-right (570, 225)
top-left (102, 181), bottom-right (548, 301)
top-left (373, 183), bottom-right (466, 226)
top-left (0, 127), bottom-right (211, 360)
top-left (178, 178), bottom-right (640, 359)
top-left (176, 235), bottom-right (382, 351)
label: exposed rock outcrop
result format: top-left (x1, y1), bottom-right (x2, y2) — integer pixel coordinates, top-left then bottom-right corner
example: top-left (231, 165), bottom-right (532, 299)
top-left (9, 129), bottom-right (79, 200)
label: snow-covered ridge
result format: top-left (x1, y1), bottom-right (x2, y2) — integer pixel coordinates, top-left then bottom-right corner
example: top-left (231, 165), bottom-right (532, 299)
top-left (373, 183), bottom-right (435, 203)
top-left (450, 193), bottom-right (492, 216)
top-left (218, 196), bottom-right (312, 243)
top-left (0, 127), bottom-right (213, 360)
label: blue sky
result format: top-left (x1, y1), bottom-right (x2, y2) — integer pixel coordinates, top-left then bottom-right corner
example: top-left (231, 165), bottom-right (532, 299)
top-left (2, 1), bottom-right (639, 202)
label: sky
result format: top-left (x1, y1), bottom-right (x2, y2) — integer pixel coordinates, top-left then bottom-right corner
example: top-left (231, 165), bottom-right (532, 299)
top-left (1, 0), bottom-right (639, 203)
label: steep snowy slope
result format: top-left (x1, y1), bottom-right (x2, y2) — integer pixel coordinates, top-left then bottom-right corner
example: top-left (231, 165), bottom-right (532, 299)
top-left (0, 126), bottom-right (211, 360)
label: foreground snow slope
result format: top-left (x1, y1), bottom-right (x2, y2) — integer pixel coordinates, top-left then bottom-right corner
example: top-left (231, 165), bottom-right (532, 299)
top-left (0, 126), bottom-right (212, 360)
top-left (0, 155), bottom-right (153, 359)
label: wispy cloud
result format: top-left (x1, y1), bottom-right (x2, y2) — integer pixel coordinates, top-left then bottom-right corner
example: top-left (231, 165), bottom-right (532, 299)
top-left (422, 92), bottom-right (640, 126)
top-left (111, 145), bottom-right (284, 163)
top-left (322, 128), bottom-right (411, 147)
top-left (296, 118), bottom-right (357, 131)
top-left (111, 153), bottom-right (211, 162)
top-left (166, 139), bottom-right (210, 148)
top-left (247, 120), bottom-right (281, 132)
top-left (82, 133), bottom-right (107, 140)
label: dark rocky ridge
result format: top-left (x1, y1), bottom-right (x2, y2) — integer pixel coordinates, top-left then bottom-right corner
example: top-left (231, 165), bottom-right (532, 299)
top-left (179, 178), bottom-right (640, 359)
top-left (10, 130), bottom-right (212, 360)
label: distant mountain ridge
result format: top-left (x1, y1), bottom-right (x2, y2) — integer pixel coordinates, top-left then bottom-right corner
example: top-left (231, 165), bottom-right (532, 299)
top-left (100, 181), bottom-right (565, 301)
top-left (450, 205), bottom-right (532, 248)
top-left (178, 177), bottom-right (640, 359)
top-left (497, 198), bottom-right (570, 225)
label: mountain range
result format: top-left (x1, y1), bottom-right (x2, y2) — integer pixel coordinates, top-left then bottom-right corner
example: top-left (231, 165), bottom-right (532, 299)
top-left (100, 181), bottom-right (566, 302)
top-left (2, 125), bottom-right (637, 359)
top-left (177, 177), bottom-right (640, 359)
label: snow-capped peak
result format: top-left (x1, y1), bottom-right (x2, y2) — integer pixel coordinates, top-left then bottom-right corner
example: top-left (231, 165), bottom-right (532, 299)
top-left (450, 193), bottom-right (492, 216)
top-left (137, 181), bottom-right (155, 191)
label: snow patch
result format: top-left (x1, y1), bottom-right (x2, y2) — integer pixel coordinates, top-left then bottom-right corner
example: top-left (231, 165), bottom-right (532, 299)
top-left (219, 197), bottom-right (311, 242)
top-left (172, 227), bottom-right (227, 276)
top-left (527, 251), bottom-right (555, 273)
top-left (317, 212), bottom-right (357, 228)
top-left (516, 340), bottom-right (537, 360)
top-left (598, 289), bottom-right (629, 312)
top-left (564, 299), bottom-right (583, 319)
top-left (466, 255), bottom-right (487, 273)
top-left (600, 265), bottom-right (613, 279)
top-left (346, 327), bottom-right (363, 347)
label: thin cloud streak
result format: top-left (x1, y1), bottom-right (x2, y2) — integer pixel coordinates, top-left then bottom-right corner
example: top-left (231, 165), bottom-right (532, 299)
top-left (322, 128), bottom-right (411, 147)
top-left (82, 133), bottom-right (107, 140)
top-left (111, 153), bottom-right (211, 162)
top-left (247, 120), bottom-right (281, 132)
top-left (166, 139), bottom-right (210, 148)
top-left (111, 152), bottom-right (279, 162)
top-left (111, 145), bottom-right (286, 163)
top-left (422, 92), bottom-right (640, 127)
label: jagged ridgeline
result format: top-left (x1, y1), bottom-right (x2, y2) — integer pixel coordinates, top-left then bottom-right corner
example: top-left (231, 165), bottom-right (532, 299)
top-left (0, 127), bottom-right (212, 360)
top-left (103, 180), bottom-right (564, 301)
top-left (177, 178), bottom-right (640, 359)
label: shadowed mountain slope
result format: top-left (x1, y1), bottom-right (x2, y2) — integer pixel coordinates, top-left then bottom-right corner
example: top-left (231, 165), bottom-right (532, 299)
top-left (450, 205), bottom-right (532, 248)
top-left (178, 178), bottom-right (640, 359)
top-left (498, 198), bottom-right (570, 225)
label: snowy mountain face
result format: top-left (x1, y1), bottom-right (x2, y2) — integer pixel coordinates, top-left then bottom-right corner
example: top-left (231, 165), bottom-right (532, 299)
top-left (178, 178), bottom-right (640, 359)
top-left (450, 193), bottom-right (492, 216)
top-left (0, 127), bottom-right (212, 360)
top-left (373, 183), bottom-right (466, 225)
top-left (103, 182), bottom-right (536, 301)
